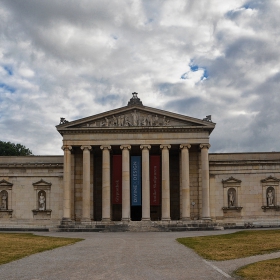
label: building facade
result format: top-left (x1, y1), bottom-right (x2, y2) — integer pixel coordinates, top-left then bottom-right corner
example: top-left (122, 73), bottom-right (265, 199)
top-left (0, 93), bottom-right (280, 230)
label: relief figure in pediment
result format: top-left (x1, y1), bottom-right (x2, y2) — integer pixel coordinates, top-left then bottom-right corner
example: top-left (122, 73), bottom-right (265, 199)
top-left (147, 115), bottom-right (153, 126)
top-left (131, 110), bottom-right (139, 126)
top-left (163, 116), bottom-right (170, 126)
top-left (105, 117), bottom-right (109, 127)
top-left (112, 115), bottom-right (117, 127)
top-left (124, 115), bottom-right (131, 126)
top-left (142, 116), bottom-right (147, 126)
top-left (120, 115), bottom-right (125, 126)
top-left (154, 115), bottom-right (159, 126)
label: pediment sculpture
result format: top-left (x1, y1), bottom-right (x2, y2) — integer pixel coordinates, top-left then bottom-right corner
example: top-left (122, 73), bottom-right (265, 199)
top-left (81, 110), bottom-right (189, 128)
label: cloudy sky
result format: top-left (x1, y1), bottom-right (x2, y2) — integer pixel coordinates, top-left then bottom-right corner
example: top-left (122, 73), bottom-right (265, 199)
top-left (0, 0), bottom-right (280, 155)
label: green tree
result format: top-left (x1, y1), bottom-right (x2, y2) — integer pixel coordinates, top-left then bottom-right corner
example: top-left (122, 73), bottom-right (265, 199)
top-left (0, 141), bottom-right (33, 156)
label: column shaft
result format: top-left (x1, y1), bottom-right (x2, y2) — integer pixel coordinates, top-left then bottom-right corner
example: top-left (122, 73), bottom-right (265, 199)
top-left (62, 145), bottom-right (72, 220)
top-left (200, 144), bottom-right (211, 220)
top-left (81, 145), bottom-right (92, 222)
top-left (120, 145), bottom-right (131, 221)
top-left (180, 144), bottom-right (191, 220)
top-left (140, 145), bottom-right (151, 221)
top-left (160, 144), bottom-right (171, 221)
top-left (101, 145), bottom-right (111, 222)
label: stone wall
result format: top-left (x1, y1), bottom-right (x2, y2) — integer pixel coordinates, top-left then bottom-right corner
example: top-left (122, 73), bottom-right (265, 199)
top-left (0, 156), bottom-right (64, 227)
top-left (209, 152), bottom-right (280, 225)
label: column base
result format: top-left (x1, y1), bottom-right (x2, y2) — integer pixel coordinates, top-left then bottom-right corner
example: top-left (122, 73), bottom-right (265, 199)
top-left (181, 217), bottom-right (191, 221)
top-left (121, 218), bottom-right (130, 223)
top-left (102, 218), bottom-right (111, 223)
top-left (201, 217), bottom-right (212, 221)
top-left (81, 218), bottom-right (92, 225)
top-left (60, 217), bottom-right (75, 226)
top-left (161, 218), bottom-right (171, 222)
top-left (141, 218), bottom-right (151, 222)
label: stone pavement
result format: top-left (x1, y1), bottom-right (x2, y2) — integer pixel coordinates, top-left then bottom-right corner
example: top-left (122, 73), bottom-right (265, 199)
top-left (0, 230), bottom-right (278, 280)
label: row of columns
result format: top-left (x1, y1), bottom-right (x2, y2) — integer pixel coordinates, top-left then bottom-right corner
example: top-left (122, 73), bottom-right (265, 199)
top-left (62, 143), bottom-right (211, 222)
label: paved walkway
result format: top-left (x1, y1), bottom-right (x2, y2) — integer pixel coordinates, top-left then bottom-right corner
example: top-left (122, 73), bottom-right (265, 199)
top-left (0, 230), bottom-right (279, 280)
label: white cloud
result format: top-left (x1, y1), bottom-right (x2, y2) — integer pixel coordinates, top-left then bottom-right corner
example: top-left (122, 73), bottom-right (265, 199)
top-left (0, 0), bottom-right (280, 154)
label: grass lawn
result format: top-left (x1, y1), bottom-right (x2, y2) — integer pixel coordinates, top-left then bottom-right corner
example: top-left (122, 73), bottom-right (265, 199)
top-left (235, 258), bottom-right (280, 280)
top-left (177, 230), bottom-right (280, 261)
top-left (0, 233), bottom-right (83, 265)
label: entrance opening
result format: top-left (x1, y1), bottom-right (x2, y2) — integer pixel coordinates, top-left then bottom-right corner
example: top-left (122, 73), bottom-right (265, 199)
top-left (131, 206), bottom-right (142, 221)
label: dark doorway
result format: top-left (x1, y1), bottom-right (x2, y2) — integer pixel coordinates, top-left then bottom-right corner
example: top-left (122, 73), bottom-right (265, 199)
top-left (131, 206), bottom-right (142, 221)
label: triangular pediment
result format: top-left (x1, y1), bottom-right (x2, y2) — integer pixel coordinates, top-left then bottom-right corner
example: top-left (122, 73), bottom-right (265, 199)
top-left (0, 179), bottom-right (13, 187)
top-left (56, 104), bottom-right (215, 134)
top-left (261, 176), bottom-right (280, 183)
top-left (33, 179), bottom-right (52, 187)
top-left (222, 176), bottom-right (242, 183)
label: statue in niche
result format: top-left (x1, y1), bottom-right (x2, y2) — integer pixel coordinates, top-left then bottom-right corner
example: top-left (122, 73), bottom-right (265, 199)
top-left (228, 191), bottom-right (235, 207)
top-left (124, 116), bottom-right (131, 126)
top-left (112, 115), bottom-right (117, 126)
top-left (154, 115), bottom-right (159, 126)
top-left (147, 115), bottom-right (153, 126)
top-left (131, 110), bottom-right (139, 126)
top-left (1, 193), bottom-right (7, 210)
top-left (39, 192), bottom-right (46, 210)
top-left (267, 189), bottom-right (274, 206)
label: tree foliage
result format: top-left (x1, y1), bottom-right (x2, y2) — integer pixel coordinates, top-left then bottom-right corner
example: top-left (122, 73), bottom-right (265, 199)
top-left (0, 141), bottom-right (33, 156)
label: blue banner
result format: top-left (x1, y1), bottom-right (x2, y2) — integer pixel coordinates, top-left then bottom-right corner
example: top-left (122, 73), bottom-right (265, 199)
top-left (131, 156), bottom-right (142, 206)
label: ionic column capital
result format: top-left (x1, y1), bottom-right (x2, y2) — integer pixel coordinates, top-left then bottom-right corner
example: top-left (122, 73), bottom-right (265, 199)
top-left (120, 145), bottom-right (131, 150)
top-left (81, 145), bottom-right (92, 151)
top-left (140, 144), bottom-right (151, 150)
top-left (200, 144), bottom-right (211, 150)
top-left (100, 145), bottom-right (111, 151)
top-left (180, 144), bottom-right (191, 150)
top-left (160, 144), bottom-right (171, 150)
top-left (62, 145), bottom-right (72, 151)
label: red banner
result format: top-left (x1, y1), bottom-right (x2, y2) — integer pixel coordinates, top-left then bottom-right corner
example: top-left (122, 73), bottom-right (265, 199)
top-left (112, 155), bottom-right (122, 204)
top-left (150, 155), bottom-right (161, 205)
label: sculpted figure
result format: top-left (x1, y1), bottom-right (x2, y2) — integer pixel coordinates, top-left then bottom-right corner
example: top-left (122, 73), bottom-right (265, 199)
top-left (228, 191), bottom-right (234, 207)
top-left (117, 115), bottom-right (121, 126)
top-left (39, 193), bottom-right (46, 210)
top-left (124, 116), bottom-right (131, 126)
top-left (142, 116), bottom-right (147, 126)
top-left (112, 115), bottom-right (117, 126)
top-left (163, 116), bottom-right (170, 126)
top-left (105, 117), bottom-right (109, 127)
top-left (154, 115), bottom-right (159, 126)
top-left (120, 115), bottom-right (125, 126)
top-left (1, 193), bottom-right (7, 210)
top-left (267, 189), bottom-right (274, 206)
top-left (131, 110), bottom-right (139, 126)
top-left (147, 115), bottom-right (153, 126)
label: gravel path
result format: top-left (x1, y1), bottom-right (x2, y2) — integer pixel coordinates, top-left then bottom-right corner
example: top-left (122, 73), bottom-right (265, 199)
top-left (0, 229), bottom-right (279, 280)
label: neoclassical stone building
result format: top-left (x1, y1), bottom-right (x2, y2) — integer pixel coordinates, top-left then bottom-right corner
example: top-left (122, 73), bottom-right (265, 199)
top-left (0, 93), bottom-right (280, 230)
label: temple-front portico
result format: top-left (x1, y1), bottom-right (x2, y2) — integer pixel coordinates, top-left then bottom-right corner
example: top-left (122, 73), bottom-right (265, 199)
top-left (58, 93), bottom-right (215, 224)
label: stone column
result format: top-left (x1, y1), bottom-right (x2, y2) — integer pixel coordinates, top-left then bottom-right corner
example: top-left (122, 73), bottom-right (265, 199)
top-left (180, 144), bottom-right (191, 221)
top-left (200, 144), bottom-right (211, 220)
top-left (81, 145), bottom-right (92, 223)
top-left (140, 145), bottom-right (151, 221)
top-left (62, 145), bottom-right (72, 221)
top-left (160, 144), bottom-right (171, 221)
top-left (120, 145), bottom-right (131, 222)
top-left (100, 145), bottom-right (111, 222)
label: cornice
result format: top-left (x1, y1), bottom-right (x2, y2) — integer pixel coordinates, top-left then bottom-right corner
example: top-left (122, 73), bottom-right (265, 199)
top-left (58, 126), bottom-right (212, 136)
top-left (0, 163), bottom-right (63, 169)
